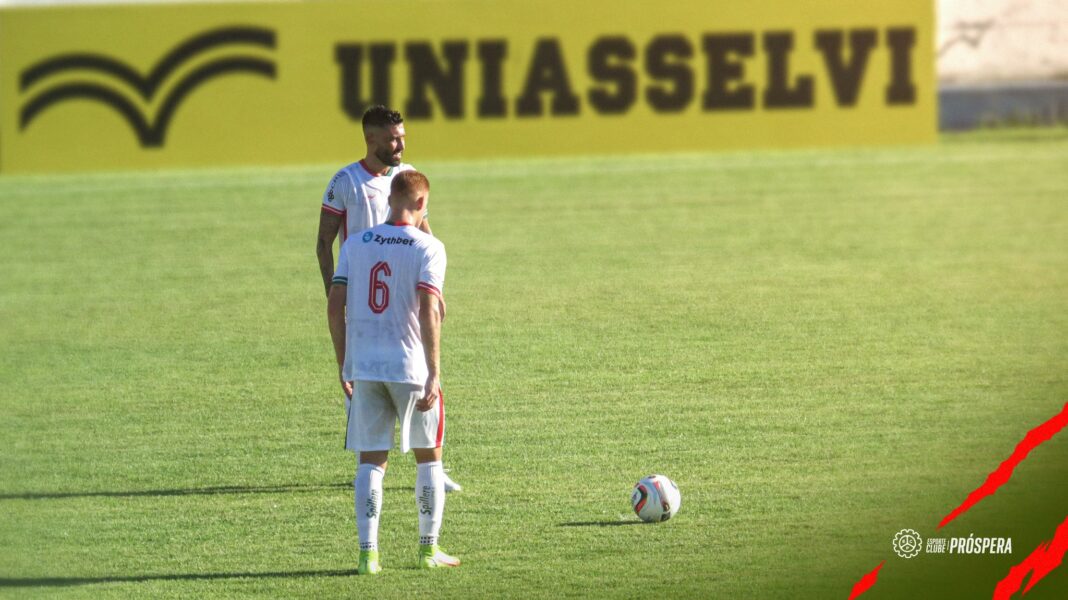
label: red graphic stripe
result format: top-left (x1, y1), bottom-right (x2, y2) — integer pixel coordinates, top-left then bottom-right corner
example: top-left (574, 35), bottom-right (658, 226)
top-left (939, 402), bottom-right (1068, 529)
top-left (993, 514), bottom-right (1068, 599)
top-left (847, 561), bottom-right (884, 600)
top-left (653, 479), bottom-right (670, 513)
top-left (634, 485), bottom-right (648, 512)
top-left (321, 204), bottom-right (344, 216)
top-left (416, 282), bottom-right (441, 296)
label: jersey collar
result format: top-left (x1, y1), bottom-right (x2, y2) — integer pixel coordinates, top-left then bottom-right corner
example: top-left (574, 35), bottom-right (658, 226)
top-left (359, 159), bottom-right (393, 177)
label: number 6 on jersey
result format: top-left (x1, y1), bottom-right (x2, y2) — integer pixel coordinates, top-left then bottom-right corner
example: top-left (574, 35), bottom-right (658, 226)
top-left (368, 261), bottom-right (391, 313)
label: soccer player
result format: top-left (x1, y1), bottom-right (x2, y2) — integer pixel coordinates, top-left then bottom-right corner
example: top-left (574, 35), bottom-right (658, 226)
top-left (316, 105), bottom-right (460, 493)
top-left (327, 171), bottom-right (460, 574)
top-left (317, 105), bottom-right (423, 292)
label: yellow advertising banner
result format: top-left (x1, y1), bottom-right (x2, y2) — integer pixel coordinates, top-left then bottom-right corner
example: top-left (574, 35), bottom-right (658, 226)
top-left (0, 0), bottom-right (935, 173)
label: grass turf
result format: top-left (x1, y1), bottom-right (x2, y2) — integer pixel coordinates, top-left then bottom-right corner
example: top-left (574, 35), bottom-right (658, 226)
top-left (1, 130), bottom-right (1067, 598)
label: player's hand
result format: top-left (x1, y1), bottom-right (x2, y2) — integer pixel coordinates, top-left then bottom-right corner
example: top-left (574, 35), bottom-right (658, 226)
top-left (339, 370), bottom-right (353, 400)
top-left (416, 375), bottom-right (439, 412)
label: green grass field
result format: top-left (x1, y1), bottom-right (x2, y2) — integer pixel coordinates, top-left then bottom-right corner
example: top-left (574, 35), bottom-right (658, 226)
top-left (2, 130), bottom-right (1067, 599)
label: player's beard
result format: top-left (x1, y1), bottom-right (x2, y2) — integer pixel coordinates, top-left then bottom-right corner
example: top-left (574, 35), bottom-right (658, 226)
top-left (376, 146), bottom-right (402, 167)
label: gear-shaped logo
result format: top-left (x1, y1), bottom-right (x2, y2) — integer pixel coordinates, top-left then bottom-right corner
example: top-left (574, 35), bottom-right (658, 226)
top-left (893, 529), bottom-right (923, 558)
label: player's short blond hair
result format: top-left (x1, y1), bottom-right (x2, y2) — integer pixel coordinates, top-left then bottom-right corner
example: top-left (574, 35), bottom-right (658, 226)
top-left (391, 170), bottom-right (430, 201)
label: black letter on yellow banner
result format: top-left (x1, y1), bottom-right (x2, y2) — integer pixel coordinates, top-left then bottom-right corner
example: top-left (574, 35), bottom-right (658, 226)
top-left (406, 41), bottom-right (468, 119)
top-left (814, 29), bottom-right (876, 107)
top-left (588, 36), bottom-right (637, 114)
top-left (763, 31), bottom-right (813, 109)
top-left (477, 40), bottom-right (508, 118)
top-left (885, 28), bottom-right (917, 105)
top-left (702, 33), bottom-right (755, 111)
top-left (645, 35), bottom-right (694, 113)
top-left (516, 38), bottom-right (579, 117)
top-left (336, 44), bottom-right (396, 120)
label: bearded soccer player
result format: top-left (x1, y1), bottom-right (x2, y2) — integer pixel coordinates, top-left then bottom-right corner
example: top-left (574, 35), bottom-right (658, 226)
top-left (327, 171), bottom-right (459, 574)
top-left (316, 105), bottom-right (460, 493)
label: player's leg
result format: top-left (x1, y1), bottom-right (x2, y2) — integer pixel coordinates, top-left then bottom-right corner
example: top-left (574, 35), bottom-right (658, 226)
top-left (412, 446), bottom-right (459, 568)
top-left (391, 382), bottom-right (459, 568)
top-left (355, 453), bottom-right (386, 575)
top-left (350, 380), bottom-right (396, 575)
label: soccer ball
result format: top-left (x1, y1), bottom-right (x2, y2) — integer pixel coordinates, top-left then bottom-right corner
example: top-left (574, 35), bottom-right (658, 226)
top-left (631, 474), bottom-right (681, 522)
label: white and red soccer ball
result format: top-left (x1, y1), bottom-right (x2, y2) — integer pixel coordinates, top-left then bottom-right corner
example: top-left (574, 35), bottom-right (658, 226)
top-left (631, 474), bottom-right (681, 522)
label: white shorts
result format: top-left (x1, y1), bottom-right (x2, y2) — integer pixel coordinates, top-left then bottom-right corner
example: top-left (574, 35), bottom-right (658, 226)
top-left (345, 380), bottom-right (445, 452)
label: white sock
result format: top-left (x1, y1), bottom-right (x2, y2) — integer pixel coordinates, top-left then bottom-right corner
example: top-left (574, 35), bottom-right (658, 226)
top-left (355, 463), bottom-right (384, 551)
top-left (415, 461), bottom-right (445, 546)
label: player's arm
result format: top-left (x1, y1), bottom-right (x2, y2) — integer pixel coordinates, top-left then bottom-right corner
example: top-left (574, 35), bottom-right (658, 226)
top-left (327, 279), bottom-right (352, 399)
top-left (418, 217), bottom-right (433, 236)
top-left (415, 288), bottom-right (442, 412)
top-left (317, 210), bottom-right (343, 297)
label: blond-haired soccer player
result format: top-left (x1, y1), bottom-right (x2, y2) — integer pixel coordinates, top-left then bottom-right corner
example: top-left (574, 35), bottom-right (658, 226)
top-left (317, 105), bottom-right (460, 493)
top-left (327, 171), bottom-right (459, 574)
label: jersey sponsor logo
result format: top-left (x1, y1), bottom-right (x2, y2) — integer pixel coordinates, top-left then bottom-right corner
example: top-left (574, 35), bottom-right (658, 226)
top-left (327, 172), bottom-right (343, 201)
top-left (370, 234), bottom-right (414, 246)
top-left (18, 26), bottom-right (277, 147)
top-left (362, 231), bottom-right (374, 242)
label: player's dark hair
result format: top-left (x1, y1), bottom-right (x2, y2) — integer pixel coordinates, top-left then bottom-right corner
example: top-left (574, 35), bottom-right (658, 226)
top-left (391, 170), bottom-right (429, 198)
top-left (362, 105), bottom-right (404, 131)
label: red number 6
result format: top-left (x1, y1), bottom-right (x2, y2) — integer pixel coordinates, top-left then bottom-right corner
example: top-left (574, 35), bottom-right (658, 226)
top-left (368, 261), bottom-right (391, 313)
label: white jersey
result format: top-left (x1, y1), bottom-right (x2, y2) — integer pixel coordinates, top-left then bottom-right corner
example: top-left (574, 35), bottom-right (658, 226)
top-left (321, 160), bottom-right (415, 242)
top-left (333, 222), bottom-right (446, 385)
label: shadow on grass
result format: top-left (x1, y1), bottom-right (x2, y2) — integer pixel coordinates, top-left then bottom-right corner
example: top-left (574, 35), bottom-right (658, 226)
top-left (0, 569), bottom-right (357, 588)
top-left (0, 482), bottom-right (365, 501)
top-left (558, 520), bottom-right (647, 527)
